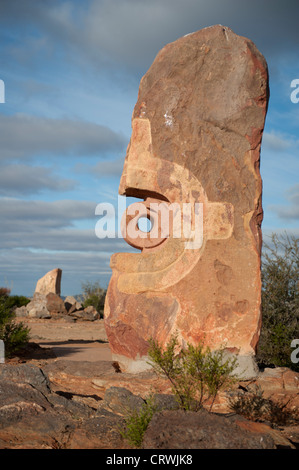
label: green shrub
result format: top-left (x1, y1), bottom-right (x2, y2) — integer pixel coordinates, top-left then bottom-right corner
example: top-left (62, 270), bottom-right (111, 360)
top-left (0, 288), bottom-right (30, 358)
top-left (257, 233), bottom-right (299, 371)
top-left (229, 384), bottom-right (299, 426)
top-left (81, 281), bottom-right (106, 318)
top-left (5, 295), bottom-right (30, 311)
top-left (147, 333), bottom-right (238, 412)
top-left (120, 396), bottom-right (158, 448)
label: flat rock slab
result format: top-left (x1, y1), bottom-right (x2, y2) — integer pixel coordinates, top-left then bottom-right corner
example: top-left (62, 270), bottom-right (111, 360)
top-left (43, 359), bottom-right (171, 400)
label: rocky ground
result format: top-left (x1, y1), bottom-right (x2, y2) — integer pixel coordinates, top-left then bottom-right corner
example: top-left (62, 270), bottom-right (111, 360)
top-left (0, 316), bottom-right (298, 449)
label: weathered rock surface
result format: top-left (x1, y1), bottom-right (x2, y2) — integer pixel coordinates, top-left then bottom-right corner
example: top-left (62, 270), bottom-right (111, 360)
top-left (64, 296), bottom-right (82, 313)
top-left (24, 292), bottom-right (51, 319)
top-left (43, 359), bottom-right (171, 399)
top-left (142, 409), bottom-right (294, 449)
top-left (0, 359), bottom-right (298, 449)
top-left (46, 293), bottom-right (67, 315)
top-left (72, 306), bottom-right (100, 321)
top-left (35, 268), bottom-right (62, 296)
top-left (104, 25), bottom-right (269, 375)
top-left (0, 363), bottom-right (128, 449)
top-left (14, 305), bottom-right (28, 317)
top-left (0, 363), bottom-right (51, 394)
top-left (101, 386), bottom-right (145, 415)
top-left (64, 295), bottom-right (77, 307)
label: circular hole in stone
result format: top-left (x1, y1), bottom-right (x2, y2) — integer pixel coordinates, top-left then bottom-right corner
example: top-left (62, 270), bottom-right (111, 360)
top-left (137, 216), bottom-right (152, 233)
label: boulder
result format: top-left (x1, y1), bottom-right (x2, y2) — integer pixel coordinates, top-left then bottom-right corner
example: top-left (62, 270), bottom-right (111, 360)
top-left (64, 295), bottom-right (77, 306)
top-left (142, 409), bottom-right (294, 449)
top-left (68, 302), bottom-right (83, 314)
top-left (28, 307), bottom-right (51, 319)
top-left (34, 268), bottom-right (62, 296)
top-left (64, 296), bottom-right (84, 315)
top-left (101, 386), bottom-right (145, 416)
top-left (0, 363), bottom-right (128, 449)
top-left (15, 291), bottom-right (98, 321)
top-left (152, 394), bottom-right (180, 412)
top-left (25, 292), bottom-right (51, 319)
top-left (14, 305), bottom-right (28, 317)
top-left (70, 306), bottom-right (99, 321)
top-left (46, 293), bottom-right (67, 315)
top-left (0, 363), bottom-right (51, 394)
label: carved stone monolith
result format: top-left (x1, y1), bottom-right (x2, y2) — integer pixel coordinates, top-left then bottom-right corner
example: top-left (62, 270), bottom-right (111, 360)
top-left (104, 25), bottom-right (269, 377)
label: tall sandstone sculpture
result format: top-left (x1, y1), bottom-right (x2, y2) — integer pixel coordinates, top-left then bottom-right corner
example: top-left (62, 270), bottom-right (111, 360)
top-left (104, 25), bottom-right (269, 377)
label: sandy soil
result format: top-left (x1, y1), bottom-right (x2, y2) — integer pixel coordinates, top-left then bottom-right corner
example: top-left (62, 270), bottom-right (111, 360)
top-left (20, 317), bottom-right (108, 342)
top-left (15, 317), bottom-right (112, 362)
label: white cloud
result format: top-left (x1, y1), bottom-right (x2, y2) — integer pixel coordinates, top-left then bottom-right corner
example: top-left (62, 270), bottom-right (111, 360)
top-left (0, 226), bottom-right (129, 252)
top-left (93, 157), bottom-right (125, 177)
top-left (262, 132), bottom-right (292, 152)
top-left (0, 114), bottom-right (126, 162)
top-left (0, 198), bottom-right (97, 229)
top-left (270, 184), bottom-right (299, 220)
top-left (0, 197), bottom-right (132, 250)
top-left (0, 164), bottom-right (74, 196)
top-left (0, 196), bottom-right (134, 294)
top-left (1, 0), bottom-right (299, 72)
top-left (75, 157), bottom-right (125, 179)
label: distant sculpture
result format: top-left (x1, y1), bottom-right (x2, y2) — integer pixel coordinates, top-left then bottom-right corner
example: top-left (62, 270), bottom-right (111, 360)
top-left (35, 268), bottom-right (62, 296)
top-left (104, 25), bottom-right (269, 377)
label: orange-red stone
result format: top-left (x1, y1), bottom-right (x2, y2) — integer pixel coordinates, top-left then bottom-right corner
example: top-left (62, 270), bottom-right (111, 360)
top-left (104, 25), bottom-right (269, 376)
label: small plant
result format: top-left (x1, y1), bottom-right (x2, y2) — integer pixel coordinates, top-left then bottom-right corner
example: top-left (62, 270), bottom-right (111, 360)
top-left (266, 395), bottom-right (299, 425)
top-left (228, 385), bottom-right (269, 421)
top-left (0, 288), bottom-right (30, 357)
top-left (80, 281), bottom-right (106, 318)
top-left (120, 395), bottom-right (158, 448)
top-left (147, 333), bottom-right (238, 412)
top-left (229, 384), bottom-right (299, 426)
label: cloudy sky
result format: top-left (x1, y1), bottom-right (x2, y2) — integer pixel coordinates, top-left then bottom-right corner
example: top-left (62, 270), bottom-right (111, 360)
top-left (0, 0), bottom-right (298, 296)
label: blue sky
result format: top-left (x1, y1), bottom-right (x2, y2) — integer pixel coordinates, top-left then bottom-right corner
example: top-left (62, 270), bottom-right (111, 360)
top-left (0, 0), bottom-right (298, 296)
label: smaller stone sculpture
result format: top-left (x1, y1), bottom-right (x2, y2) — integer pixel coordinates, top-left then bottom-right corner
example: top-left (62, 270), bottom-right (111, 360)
top-left (34, 268), bottom-right (62, 296)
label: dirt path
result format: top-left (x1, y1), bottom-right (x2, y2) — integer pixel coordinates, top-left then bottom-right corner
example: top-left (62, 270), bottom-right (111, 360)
top-left (16, 317), bottom-right (112, 362)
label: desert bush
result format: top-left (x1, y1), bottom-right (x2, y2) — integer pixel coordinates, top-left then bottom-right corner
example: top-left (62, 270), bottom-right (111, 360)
top-left (80, 281), bottom-right (106, 318)
top-left (120, 395), bottom-right (158, 448)
top-left (229, 385), bottom-right (268, 422)
top-left (5, 295), bottom-right (30, 310)
top-left (229, 384), bottom-right (299, 426)
top-left (147, 333), bottom-right (238, 412)
top-left (257, 233), bottom-right (299, 371)
top-left (0, 288), bottom-right (30, 357)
